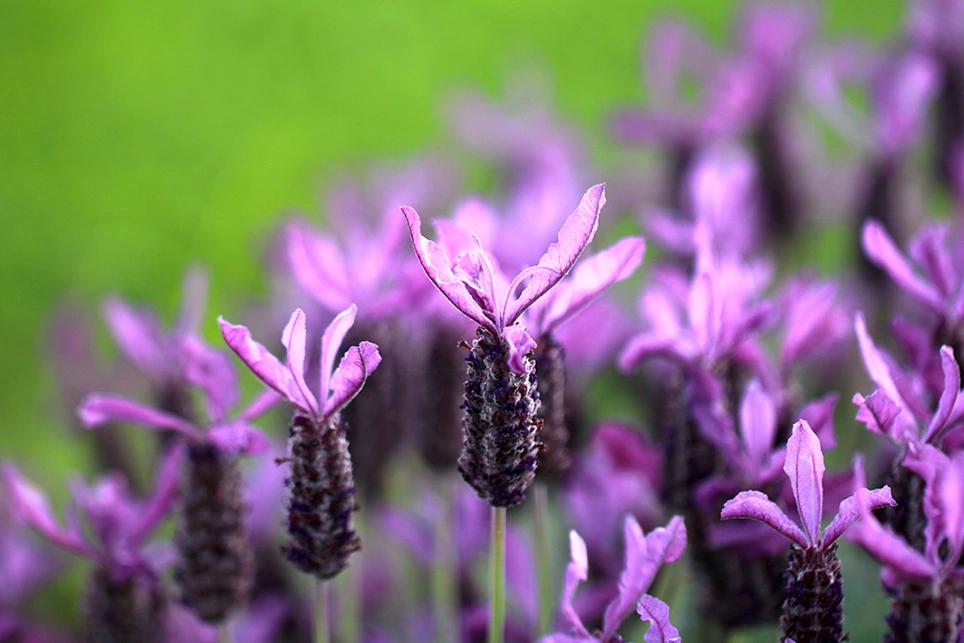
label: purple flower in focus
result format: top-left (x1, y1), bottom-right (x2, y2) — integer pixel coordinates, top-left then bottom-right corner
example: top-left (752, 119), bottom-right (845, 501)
top-left (541, 515), bottom-right (686, 643)
top-left (219, 305), bottom-right (381, 427)
top-left (722, 420), bottom-right (894, 643)
top-left (722, 420), bottom-right (894, 552)
top-left (403, 183), bottom-right (606, 373)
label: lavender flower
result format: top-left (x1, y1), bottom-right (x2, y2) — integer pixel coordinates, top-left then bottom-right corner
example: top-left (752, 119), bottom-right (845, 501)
top-left (220, 305), bottom-right (381, 579)
top-left (80, 335), bottom-right (279, 623)
top-left (540, 515), bottom-right (686, 643)
top-left (3, 448), bottom-right (180, 642)
top-left (849, 445), bottom-right (964, 643)
top-left (721, 420), bottom-right (895, 643)
top-left (404, 184), bottom-right (606, 506)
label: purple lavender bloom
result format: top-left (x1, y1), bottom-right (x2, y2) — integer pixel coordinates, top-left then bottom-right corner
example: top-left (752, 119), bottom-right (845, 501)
top-left (404, 183), bottom-right (605, 373)
top-left (564, 423), bottom-right (663, 578)
top-left (103, 268), bottom-right (209, 420)
top-left (849, 445), bottom-right (964, 641)
top-left (405, 184), bottom-right (605, 506)
top-left (221, 305), bottom-right (381, 579)
top-left (3, 449), bottom-right (180, 642)
top-left (862, 220), bottom-right (964, 362)
top-left (540, 515), bottom-right (686, 643)
top-left (79, 334), bottom-right (278, 457)
top-left (722, 420), bottom-right (894, 643)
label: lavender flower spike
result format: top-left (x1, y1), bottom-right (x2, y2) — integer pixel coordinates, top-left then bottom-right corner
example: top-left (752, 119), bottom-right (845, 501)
top-left (541, 515), bottom-right (686, 643)
top-left (220, 305), bottom-right (382, 579)
top-left (722, 421), bottom-right (895, 643)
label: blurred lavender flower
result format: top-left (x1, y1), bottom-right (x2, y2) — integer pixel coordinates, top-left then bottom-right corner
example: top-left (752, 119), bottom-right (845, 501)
top-left (849, 445), bottom-right (964, 642)
top-left (404, 184), bottom-right (605, 506)
top-left (722, 420), bottom-right (894, 643)
top-left (221, 305), bottom-right (381, 579)
top-left (3, 447), bottom-right (180, 642)
top-left (81, 333), bottom-right (280, 623)
top-left (540, 515), bottom-right (686, 643)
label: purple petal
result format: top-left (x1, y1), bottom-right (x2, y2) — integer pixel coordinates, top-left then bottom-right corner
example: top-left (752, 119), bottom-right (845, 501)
top-left (502, 184), bottom-right (605, 326)
top-left (78, 394), bottom-right (200, 439)
top-left (504, 324), bottom-right (536, 375)
top-left (318, 305), bottom-right (357, 413)
top-left (281, 309), bottom-right (319, 417)
top-left (402, 205), bottom-right (494, 329)
top-left (740, 379), bottom-right (777, 479)
top-left (935, 452), bottom-right (964, 566)
top-left (102, 297), bottom-right (166, 379)
top-left (636, 595), bottom-right (682, 643)
top-left (129, 446), bottom-right (182, 545)
top-left (219, 316), bottom-right (312, 413)
top-left (237, 389), bottom-right (283, 422)
top-left (847, 489), bottom-right (933, 579)
top-left (721, 490), bottom-right (808, 548)
top-left (853, 391), bottom-right (905, 440)
top-left (533, 236), bottom-right (646, 336)
top-left (208, 422), bottom-right (271, 456)
top-left (785, 420), bottom-right (825, 546)
top-left (325, 341), bottom-right (382, 418)
top-left (602, 516), bottom-right (685, 638)
top-left (2, 464), bottom-right (92, 557)
top-left (617, 334), bottom-right (693, 372)
top-left (823, 480), bottom-right (895, 547)
top-left (180, 335), bottom-right (239, 424)
top-left (923, 346), bottom-right (961, 443)
top-left (174, 267), bottom-right (209, 337)
top-left (560, 530), bottom-right (591, 638)
top-left (862, 221), bottom-right (943, 314)
top-left (286, 223), bottom-right (353, 312)
top-left (799, 393), bottom-right (838, 451)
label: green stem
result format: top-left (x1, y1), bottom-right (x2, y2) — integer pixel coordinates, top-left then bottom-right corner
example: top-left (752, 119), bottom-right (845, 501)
top-left (489, 505), bottom-right (507, 643)
top-left (217, 622), bottom-right (232, 643)
top-left (533, 482), bottom-right (553, 636)
top-left (314, 579), bottom-right (330, 643)
top-left (433, 477), bottom-right (458, 642)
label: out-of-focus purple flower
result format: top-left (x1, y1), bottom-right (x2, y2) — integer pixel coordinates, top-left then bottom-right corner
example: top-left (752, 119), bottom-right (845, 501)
top-left (164, 596), bottom-right (288, 643)
top-left (852, 312), bottom-right (963, 448)
top-left (2, 447), bottom-right (180, 580)
top-left (722, 420), bottom-right (894, 550)
top-left (541, 515), bottom-right (685, 643)
top-left (564, 423), bottom-right (663, 576)
top-left (219, 305), bottom-right (380, 426)
top-left (103, 268), bottom-right (208, 387)
top-left (79, 334), bottom-right (279, 457)
top-left (403, 184), bottom-right (605, 374)
top-left (849, 445), bottom-right (964, 640)
top-left (776, 277), bottom-right (849, 375)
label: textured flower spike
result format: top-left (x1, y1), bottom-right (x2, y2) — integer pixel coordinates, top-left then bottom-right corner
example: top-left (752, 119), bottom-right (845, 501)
top-left (405, 185), bottom-right (604, 507)
top-left (80, 335), bottom-right (282, 624)
top-left (848, 447), bottom-right (964, 642)
top-left (3, 449), bottom-right (180, 642)
top-left (722, 421), bottom-right (895, 643)
top-left (221, 306), bottom-right (381, 580)
top-left (541, 515), bottom-right (685, 643)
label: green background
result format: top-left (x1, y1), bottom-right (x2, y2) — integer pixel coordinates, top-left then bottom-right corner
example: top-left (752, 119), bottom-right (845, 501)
top-left (0, 1), bottom-right (904, 639)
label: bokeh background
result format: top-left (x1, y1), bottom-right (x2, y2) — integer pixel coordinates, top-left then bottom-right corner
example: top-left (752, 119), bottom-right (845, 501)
top-left (0, 1), bottom-right (907, 638)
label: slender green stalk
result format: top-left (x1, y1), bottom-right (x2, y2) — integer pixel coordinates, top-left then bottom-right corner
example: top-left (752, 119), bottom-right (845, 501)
top-left (533, 481), bottom-right (553, 635)
top-left (314, 579), bottom-right (330, 643)
top-left (489, 506), bottom-right (507, 643)
top-left (217, 622), bottom-right (232, 643)
top-left (433, 477), bottom-right (458, 642)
